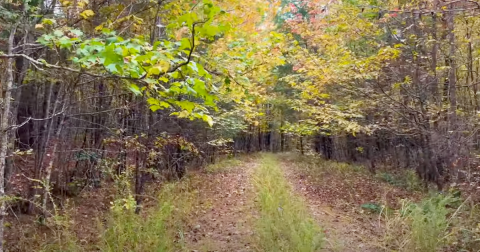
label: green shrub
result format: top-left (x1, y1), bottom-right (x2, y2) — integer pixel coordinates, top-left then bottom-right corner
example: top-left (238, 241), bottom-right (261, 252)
top-left (382, 194), bottom-right (457, 252)
top-left (361, 202), bottom-right (382, 213)
top-left (376, 169), bottom-right (423, 191)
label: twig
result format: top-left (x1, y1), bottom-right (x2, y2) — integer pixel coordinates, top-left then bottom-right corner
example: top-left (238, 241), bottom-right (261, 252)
top-left (167, 21), bottom-right (206, 73)
top-left (7, 110), bottom-right (66, 131)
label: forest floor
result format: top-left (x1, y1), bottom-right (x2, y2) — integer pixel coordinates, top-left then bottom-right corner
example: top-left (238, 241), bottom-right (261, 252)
top-left (180, 153), bottom-right (422, 251)
top-left (183, 156), bottom-right (257, 251)
top-left (7, 153), bottom-right (425, 251)
top-left (282, 160), bottom-right (379, 252)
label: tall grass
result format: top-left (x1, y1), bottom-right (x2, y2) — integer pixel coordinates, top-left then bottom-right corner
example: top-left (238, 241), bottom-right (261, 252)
top-left (253, 153), bottom-right (323, 252)
top-left (22, 176), bottom-right (198, 252)
top-left (99, 180), bottom-right (197, 251)
top-left (100, 196), bottom-right (175, 251)
top-left (39, 212), bottom-right (83, 252)
top-left (382, 194), bottom-right (459, 252)
top-left (278, 153), bottom-right (480, 251)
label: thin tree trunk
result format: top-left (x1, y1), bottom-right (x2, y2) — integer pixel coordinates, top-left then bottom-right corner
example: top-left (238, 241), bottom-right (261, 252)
top-left (6, 30), bottom-right (30, 188)
top-left (447, 4), bottom-right (457, 129)
top-left (431, 0), bottom-right (439, 107)
top-left (299, 136), bottom-right (304, 155)
top-left (0, 26), bottom-right (17, 252)
top-left (41, 112), bottom-right (66, 218)
top-left (446, 3), bottom-right (458, 171)
top-left (28, 82), bottom-right (54, 213)
top-left (466, 21), bottom-right (477, 111)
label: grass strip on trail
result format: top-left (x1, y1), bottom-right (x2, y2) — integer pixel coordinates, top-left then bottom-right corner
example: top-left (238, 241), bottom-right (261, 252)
top-left (253, 153), bottom-right (323, 252)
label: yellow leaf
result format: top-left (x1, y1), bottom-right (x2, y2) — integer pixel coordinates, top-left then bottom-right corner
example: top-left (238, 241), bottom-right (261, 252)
top-left (60, 0), bottom-right (72, 6)
top-left (95, 24), bottom-right (104, 32)
top-left (80, 9), bottom-right (95, 19)
top-left (78, 0), bottom-right (89, 8)
top-left (41, 18), bottom-right (56, 25)
top-left (202, 114), bottom-right (214, 127)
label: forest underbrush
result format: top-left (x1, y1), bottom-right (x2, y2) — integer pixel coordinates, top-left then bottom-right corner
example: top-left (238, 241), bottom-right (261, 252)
top-left (5, 152), bottom-right (480, 252)
top-left (6, 165), bottom-right (205, 251)
top-left (280, 152), bottom-right (480, 252)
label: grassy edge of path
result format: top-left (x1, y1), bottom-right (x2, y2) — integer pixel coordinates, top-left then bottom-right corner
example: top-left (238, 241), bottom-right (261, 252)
top-left (253, 153), bottom-right (324, 252)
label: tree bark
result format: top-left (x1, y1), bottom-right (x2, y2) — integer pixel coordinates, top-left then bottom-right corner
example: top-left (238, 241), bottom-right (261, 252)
top-left (41, 112), bottom-right (66, 218)
top-left (0, 26), bottom-right (17, 252)
top-left (446, 3), bottom-right (458, 171)
top-left (447, 3), bottom-right (457, 130)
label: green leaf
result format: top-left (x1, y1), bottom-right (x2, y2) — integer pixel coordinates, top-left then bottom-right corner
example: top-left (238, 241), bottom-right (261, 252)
top-left (70, 29), bottom-right (83, 37)
top-left (150, 105), bottom-right (162, 112)
top-left (57, 37), bottom-right (73, 49)
top-left (148, 66), bottom-right (161, 76)
top-left (42, 18), bottom-right (56, 25)
top-left (103, 44), bottom-right (122, 66)
top-left (106, 37), bottom-right (118, 45)
top-left (53, 30), bottom-right (64, 37)
top-left (199, 24), bottom-right (220, 38)
top-left (193, 79), bottom-right (208, 97)
top-left (129, 84), bottom-right (142, 96)
top-left (105, 63), bottom-right (122, 74)
top-left (177, 100), bottom-right (195, 112)
top-left (202, 114), bottom-right (214, 126)
top-left (37, 34), bottom-right (54, 46)
top-left (179, 38), bottom-right (191, 50)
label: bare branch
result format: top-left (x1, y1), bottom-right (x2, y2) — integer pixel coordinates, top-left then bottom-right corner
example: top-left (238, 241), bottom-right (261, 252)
top-left (7, 110), bottom-right (66, 132)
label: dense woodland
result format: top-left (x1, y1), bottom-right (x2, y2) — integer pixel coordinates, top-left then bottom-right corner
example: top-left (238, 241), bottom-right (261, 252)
top-left (1, 0), bottom-right (480, 251)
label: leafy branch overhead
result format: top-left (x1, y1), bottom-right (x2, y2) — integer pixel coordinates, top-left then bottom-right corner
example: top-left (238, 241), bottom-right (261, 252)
top-left (3, 0), bottom-right (229, 126)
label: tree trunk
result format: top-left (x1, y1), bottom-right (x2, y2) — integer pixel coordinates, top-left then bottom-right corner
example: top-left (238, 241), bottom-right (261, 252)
top-left (447, 3), bottom-right (457, 129)
top-left (28, 81), bottom-right (54, 214)
top-left (0, 26), bottom-right (17, 252)
top-left (41, 112), bottom-right (66, 218)
top-left (446, 3), bottom-right (458, 169)
top-left (431, 0), bottom-right (440, 107)
top-left (299, 136), bottom-right (304, 155)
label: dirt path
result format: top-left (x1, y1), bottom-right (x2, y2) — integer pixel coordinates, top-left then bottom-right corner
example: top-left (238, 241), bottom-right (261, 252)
top-left (184, 155), bottom-right (383, 252)
top-left (281, 160), bottom-right (381, 252)
top-left (184, 158), bottom-right (256, 252)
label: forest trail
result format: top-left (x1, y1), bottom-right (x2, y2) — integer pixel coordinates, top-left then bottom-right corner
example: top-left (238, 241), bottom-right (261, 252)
top-left (184, 154), bottom-right (378, 252)
top-left (282, 160), bottom-right (380, 252)
top-left (184, 157), bottom-right (257, 251)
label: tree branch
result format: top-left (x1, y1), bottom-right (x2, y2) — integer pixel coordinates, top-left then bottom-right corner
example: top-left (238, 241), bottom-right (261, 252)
top-left (167, 21), bottom-right (206, 73)
top-left (0, 53), bottom-right (148, 83)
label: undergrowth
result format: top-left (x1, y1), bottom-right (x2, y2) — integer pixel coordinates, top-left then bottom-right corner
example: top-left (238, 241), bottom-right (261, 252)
top-left (376, 169), bottom-right (423, 191)
top-left (280, 152), bottom-right (423, 192)
top-left (277, 152), bottom-right (364, 179)
top-left (279, 152), bottom-right (480, 251)
top-left (253, 153), bottom-right (323, 252)
top-left (382, 194), bottom-right (480, 252)
top-left (16, 174), bottom-right (198, 252)
top-left (205, 157), bottom-right (242, 173)
top-left (100, 179), bottom-right (197, 252)
top-left (382, 194), bottom-right (455, 251)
